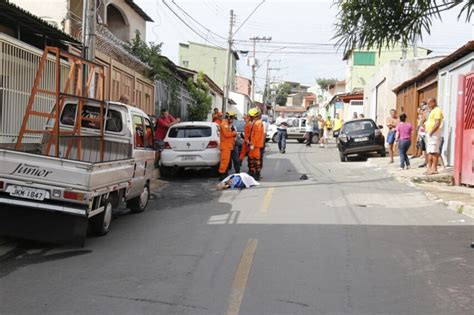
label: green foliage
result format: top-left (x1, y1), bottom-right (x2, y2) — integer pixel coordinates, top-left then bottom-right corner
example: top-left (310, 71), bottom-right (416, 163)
top-left (123, 31), bottom-right (163, 80)
top-left (275, 82), bottom-right (292, 106)
top-left (333, 0), bottom-right (474, 54)
top-left (316, 78), bottom-right (338, 91)
top-left (123, 32), bottom-right (181, 117)
top-left (186, 72), bottom-right (212, 121)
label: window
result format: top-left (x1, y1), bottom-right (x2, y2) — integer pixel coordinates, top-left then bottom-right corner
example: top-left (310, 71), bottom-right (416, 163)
top-left (144, 118), bottom-right (154, 149)
top-left (133, 115), bottom-right (145, 148)
top-left (168, 126), bottom-right (212, 138)
top-left (353, 52), bottom-right (376, 66)
top-left (60, 103), bottom-right (123, 132)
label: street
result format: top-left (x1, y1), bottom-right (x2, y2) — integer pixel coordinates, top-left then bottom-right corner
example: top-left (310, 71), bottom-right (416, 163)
top-left (0, 142), bottom-right (473, 315)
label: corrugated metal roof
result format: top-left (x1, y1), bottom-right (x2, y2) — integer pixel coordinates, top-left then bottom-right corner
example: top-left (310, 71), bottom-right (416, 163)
top-left (393, 41), bottom-right (474, 93)
top-left (0, 0), bottom-right (81, 46)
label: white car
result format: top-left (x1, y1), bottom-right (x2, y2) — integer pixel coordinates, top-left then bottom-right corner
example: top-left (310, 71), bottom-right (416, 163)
top-left (160, 122), bottom-right (220, 176)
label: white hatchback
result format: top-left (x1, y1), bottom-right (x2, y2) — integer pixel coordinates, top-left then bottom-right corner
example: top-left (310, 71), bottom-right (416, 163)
top-left (160, 122), bottom-right (220, 175)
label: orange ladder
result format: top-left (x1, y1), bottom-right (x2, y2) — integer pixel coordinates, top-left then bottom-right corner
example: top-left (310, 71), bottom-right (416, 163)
top-left (15, 46), bottom-right (106, 161)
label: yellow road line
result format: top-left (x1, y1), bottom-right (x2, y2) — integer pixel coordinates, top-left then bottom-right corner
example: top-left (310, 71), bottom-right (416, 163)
top-left (260, 187), bottom-right (274, 214)
top-left (226, 239), bottom-right (258, 315)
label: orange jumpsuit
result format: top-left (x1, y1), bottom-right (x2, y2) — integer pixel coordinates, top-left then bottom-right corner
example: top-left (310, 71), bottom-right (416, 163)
top-left (248, 118), bottom-right (265, 175)
top-left (239, 119), bottom-right (252, 161)
top-left (218, 119), bottom-right (237, 174)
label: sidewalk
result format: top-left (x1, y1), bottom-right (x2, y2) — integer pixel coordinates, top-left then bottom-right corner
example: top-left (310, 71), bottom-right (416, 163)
top-left (368, 155), bottom-right (474, 218)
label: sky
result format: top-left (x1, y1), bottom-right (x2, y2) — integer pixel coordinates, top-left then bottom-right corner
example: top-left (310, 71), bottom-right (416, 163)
top-left (136, 0), bottom-right (473, 91)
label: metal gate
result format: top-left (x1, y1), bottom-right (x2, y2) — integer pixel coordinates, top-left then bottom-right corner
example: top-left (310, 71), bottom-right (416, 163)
top-left (454, 72), bottom-right (474, 186)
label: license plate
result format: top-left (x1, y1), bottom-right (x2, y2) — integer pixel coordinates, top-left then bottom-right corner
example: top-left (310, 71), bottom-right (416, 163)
top-left (10, 186), bottom-right (46, 201)
top-left (181, 156), bottom-right (196, 161)
top-left (354, 137), bottom-right (369, 142)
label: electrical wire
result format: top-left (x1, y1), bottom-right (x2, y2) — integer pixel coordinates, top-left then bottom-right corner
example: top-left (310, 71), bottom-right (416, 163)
top-left (170, 0), bottom-right (227, 40)
top-left (161, 0), bottom-right (226, 49)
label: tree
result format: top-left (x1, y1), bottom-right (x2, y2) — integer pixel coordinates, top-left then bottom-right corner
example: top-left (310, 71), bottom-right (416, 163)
top-left (316, 78), bottom-right (338, 91)
top-left (275, 82), bottom-right (292, 106)
top-left (333, 0), bottom-right (474, 54)
top-left (123, 31), bottom-right (163, 80)
top-left (187, 72), bottom-right (212, 121)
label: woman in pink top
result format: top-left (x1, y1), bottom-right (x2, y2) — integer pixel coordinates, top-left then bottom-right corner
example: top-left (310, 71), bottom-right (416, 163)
top-left (395, 113), bottom-right (413, 170)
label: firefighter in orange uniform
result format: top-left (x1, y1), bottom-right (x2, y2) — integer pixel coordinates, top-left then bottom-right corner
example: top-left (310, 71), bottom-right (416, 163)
top-left (212, 108), bottom-right (223, 125)
top-left (218, 112), bottom-right (237, 180)
top-left (239, 114), bottom-right (251, 162)
top-left (247, 108), bottom-right (265, 180)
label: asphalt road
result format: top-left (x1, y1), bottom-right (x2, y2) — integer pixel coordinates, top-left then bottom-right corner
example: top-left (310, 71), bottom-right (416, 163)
top-left (1, 142), bottom-right (473, 315)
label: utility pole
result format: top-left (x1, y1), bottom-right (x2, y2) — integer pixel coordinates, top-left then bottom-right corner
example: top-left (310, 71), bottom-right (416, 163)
top-left (82, 0), bottom-right (97, 61)
top-left (264, 59), bottom-right (280, 104)
top-left (249, 36), bottom-right (271, 102)
top-left (222, 10), bottom-right (235, 113)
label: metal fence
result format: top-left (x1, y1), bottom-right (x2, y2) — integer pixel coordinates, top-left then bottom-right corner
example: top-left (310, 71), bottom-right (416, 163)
top-left (155, 79), bottom-right (194, 120)
top-left (0, 34), bottom-right (69, 146)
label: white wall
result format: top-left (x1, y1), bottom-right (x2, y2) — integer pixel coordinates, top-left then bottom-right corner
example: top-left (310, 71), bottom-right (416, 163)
top-left (438, 52), bottom-right (474, 166)
top-left (229, 91), bottom-right (251, 119)
top-left (364, 57), bottom-right (444, 137)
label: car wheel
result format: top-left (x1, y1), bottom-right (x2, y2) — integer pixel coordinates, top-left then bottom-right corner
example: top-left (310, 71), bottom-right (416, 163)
top-left (160, 165), bottom-right (176, 178)
top-left (339, 151), bottom-right (348, 162)
top-left (90, 198), bottom-right (113, 236)
top-left (378, 149), bottom-right (386, 157)
top-left (127, 184), bottom-right (149, 213)
top-left (312, 134), bottom-right (320, 144)
top-left (272, 133), bottom-right (278, 143)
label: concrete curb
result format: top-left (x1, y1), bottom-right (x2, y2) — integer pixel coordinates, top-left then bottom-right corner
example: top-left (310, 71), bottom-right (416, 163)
top-left (422, 190), bottom-right (474, 219)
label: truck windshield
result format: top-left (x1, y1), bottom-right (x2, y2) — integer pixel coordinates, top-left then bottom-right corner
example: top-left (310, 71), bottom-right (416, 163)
top-left (168, 126), bottom-right (212, 138)
top-left (60, 103), bottom-right (123, 132)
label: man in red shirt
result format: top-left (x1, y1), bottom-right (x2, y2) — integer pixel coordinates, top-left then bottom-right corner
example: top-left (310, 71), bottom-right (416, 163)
top-left (155, 108), bottom-right (180, 142)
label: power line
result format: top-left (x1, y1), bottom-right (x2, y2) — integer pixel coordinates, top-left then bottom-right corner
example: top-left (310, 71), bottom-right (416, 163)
top-left (161, 0), bottom-right (225, 49)
top-left (170, 0), bottom-right (227, 40)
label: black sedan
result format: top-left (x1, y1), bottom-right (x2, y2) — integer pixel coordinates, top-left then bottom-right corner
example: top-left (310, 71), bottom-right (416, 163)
top-left (337, 119), bottom-right (386, 162)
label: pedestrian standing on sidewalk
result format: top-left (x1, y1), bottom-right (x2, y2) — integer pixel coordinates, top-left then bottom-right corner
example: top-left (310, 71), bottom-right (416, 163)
top-left (304, 115), bottom-right (315, 147)
top-left (325, 116), bottom-right (333, 144)
top-left (395, 113), bottom-right (413, 170)
top-left (333, 113), bottom-right (343, 138)
top-left (275, 112), bottom-right (289, 154)
top-left (425, 98), bottom-right (444, 175)
top-left (418, 103), bottom-right (429, 168)
top-left (386, 109), bottom-right (398, 163)
top-left (317, 114), bottom-right (326, 147)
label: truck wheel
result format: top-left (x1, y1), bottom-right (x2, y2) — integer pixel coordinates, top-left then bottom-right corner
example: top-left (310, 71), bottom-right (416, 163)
top-left (127, 184), bottom-right (150, 213)
top-left (297, 139), bottom-right (305, 143)
top-left (378, 149), bottom-right (387, 157)
top-left (90, 198), bottom-right (112, 236)
top-left (312, 134), bottom-right (320, 144)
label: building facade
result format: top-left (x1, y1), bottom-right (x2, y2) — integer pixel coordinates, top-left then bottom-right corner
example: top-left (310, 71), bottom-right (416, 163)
top-left (344, 44), bottom-right (431, 92)
top-left (178, 42), bottom-right (239, 91)
top-left (10, 0), bottom-right (156, 115)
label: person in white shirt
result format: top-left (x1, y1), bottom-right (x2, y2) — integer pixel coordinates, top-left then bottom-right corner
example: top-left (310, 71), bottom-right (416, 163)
top-left (305, 115), bottom-right (315, 147)
top-left (275, 112), bottom-right (289, 153)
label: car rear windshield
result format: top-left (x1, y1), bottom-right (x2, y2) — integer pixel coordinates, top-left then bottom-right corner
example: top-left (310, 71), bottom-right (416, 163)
top-left (60, 103), bottom-right (123, 132)
top-left (344, 120), bottom-right (376, 133)
top-left (168, 126), bottom-right (212, 138)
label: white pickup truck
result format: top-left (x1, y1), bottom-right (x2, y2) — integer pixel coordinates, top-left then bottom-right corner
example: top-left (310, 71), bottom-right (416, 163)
top-left (0, 101), bottom-right (155, 240)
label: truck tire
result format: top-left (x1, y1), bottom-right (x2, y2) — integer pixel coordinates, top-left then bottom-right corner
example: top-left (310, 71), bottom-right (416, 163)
top-left (90, 198), bottom-right (113, 236)
top-left (127, 184), bottom-right (150, 213)
top-left (312, 134), bottom-right (320, 144)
